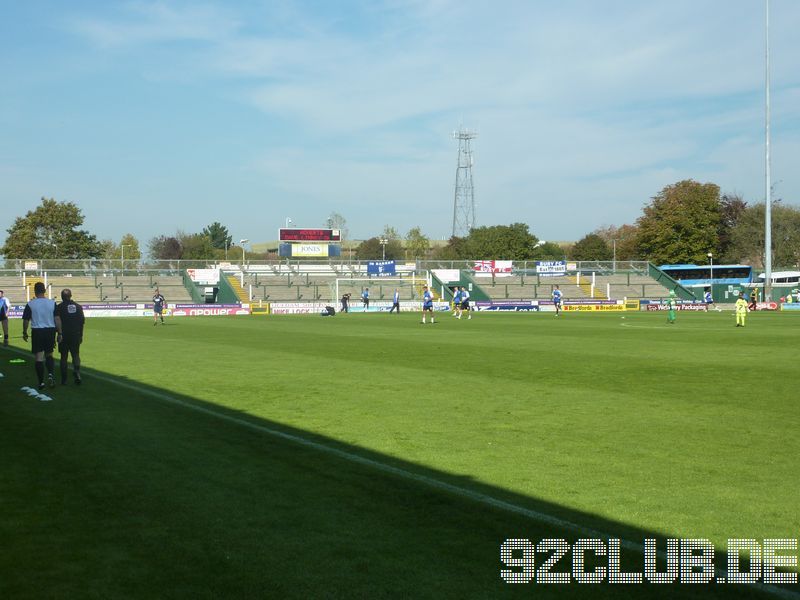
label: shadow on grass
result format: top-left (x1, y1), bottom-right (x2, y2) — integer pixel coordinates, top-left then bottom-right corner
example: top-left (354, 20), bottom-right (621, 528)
top-left (0, 351), bottom-right (794, 600)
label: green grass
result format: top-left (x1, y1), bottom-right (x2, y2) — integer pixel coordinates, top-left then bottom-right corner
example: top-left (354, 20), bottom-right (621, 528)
top-left (1, 310), bottom-right (798, 598)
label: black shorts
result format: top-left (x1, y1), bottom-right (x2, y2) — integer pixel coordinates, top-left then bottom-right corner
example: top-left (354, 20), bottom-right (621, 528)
top-left (31, 328), bottom-right (56, 354)
top-left (461, 301), bottom-right (470, 309)
top-left (154, 307), bottom-right (164, 314)
top-left (58, 336), bottom-right (81, 355)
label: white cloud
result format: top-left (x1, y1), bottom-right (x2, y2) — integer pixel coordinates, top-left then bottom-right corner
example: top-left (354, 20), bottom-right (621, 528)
top-left (12, 0), bottom-right (799, 242)
top-left (67, 1), bottom-right (239, 47)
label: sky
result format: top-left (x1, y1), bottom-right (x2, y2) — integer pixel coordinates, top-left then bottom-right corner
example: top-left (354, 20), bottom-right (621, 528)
top-left (1, 0), bottom-right (799, 248)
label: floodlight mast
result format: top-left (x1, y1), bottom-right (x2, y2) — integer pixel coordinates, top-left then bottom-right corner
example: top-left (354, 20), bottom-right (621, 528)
top-left (452, 128), bottom-right (477, 238)
top-left (764, 0), bottom-right (772, 300)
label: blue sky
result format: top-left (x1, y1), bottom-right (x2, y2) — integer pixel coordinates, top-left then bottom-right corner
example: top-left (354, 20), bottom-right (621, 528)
top-left (1, 0), bottom-right (799, 248)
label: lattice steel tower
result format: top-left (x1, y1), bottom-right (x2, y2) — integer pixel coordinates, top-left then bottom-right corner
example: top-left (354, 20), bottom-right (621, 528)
top-left (452, 128), bottom-right (477, 237)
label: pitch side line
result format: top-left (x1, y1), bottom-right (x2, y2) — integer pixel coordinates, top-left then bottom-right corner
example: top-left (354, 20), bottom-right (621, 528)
top-left (4, 345), bottom-right (798, 598)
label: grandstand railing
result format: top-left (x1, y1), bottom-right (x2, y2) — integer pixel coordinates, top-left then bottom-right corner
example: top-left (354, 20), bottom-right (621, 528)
top-left (1, 259), bottom-right (653, 274)
top-left (0, 260), bottom-right (772, 303)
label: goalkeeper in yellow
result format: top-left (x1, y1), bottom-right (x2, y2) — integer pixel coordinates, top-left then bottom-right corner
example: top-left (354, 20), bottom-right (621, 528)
top-left (735, 292), bottom-right (748, 327)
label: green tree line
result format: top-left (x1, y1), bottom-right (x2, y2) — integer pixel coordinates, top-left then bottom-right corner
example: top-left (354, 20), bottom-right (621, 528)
top-left (3, 185), bottom-right (799, 266)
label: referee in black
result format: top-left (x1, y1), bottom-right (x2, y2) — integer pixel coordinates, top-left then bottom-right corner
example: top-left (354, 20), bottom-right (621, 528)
top-left (56, 288), bottom-right (85, 385)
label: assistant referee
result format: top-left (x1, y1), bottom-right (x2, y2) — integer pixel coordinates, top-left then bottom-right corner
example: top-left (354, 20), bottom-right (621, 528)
top-left (22, 281), bottom-right (63, 390)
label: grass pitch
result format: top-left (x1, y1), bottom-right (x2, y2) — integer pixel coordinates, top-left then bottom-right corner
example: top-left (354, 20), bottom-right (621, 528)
top-left (1, 309), bottom-right (798, 598)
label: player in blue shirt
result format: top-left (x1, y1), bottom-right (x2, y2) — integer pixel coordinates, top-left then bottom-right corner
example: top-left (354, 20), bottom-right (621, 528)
top-left (459, 286), bottom-right (472, 320)
top-left (552, 285), bottom-right (563, 316)
top-left (389, 288), bottom-right (401, 313)
top-left (421, 286), bottom-right (435, 324)
top-left (361, 287), bottom-right (370, 311)
top-left (152, 289), bottom-right (166, 325)
top-left (452, 286), bottom-right (462, 317)
top-left (704, 288), bottom-right (721, 312)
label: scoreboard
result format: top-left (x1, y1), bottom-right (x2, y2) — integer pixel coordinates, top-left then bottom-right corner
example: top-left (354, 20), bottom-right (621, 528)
top-left (279, 228), bottom-right (341, 242)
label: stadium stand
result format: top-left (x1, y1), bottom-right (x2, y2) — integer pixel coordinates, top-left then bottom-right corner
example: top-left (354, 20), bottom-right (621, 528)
top-left (1, 263), bottom-right (674, 306)
top-left (480, 271), bottom-right (670, 301)
top-left (0, 273), bottom-right (193, 304)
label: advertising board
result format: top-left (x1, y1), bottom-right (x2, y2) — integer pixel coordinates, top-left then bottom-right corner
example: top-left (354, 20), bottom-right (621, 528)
top-left (186, 268), bottom-right (220, 284)
top-left (292, 244), bottom-right (329, 257)
top-left (367, 260), bottom-right (396, 276)
top-left (536, 261), bottom-right (567, 276)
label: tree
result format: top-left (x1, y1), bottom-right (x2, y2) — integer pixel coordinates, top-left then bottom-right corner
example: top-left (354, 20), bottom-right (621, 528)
top-left (105, 234), bottom-right (142, 260)
top-left (98, 239), bottom-right (116, 260)
top-left (179, 232), bottom-right (215, 260)
top-left (593, 224), bottom-right (640, 261)
top-left (1, 197), bottom-right (103, 258)
top-left (355, 236), bottom-right (403, 260)
top-left (382, 225), bottom-right (401, 240)
top-left (536, 242), bottom-right (567, 260)
top-left (435, 226), bottom-right (546, 260)
top-left (635, 180), bottom-right (722, 264)
top-left (718, 194), bottom-right (748, 262)
top-left (325, 212), bottom-right (349, 241)
top-left (728, 202), bottom-right (800, 268)
top-left (405, 226), bottom-right (430, 259)
top-left (148, 235), bottom-right (182, 260)
top-left (464, 223), bottom-right (540, 260)
top-left (119, 233), bottom-right (142, 261)
top-left (202, 222), bottom-right (232, 250)
top-left (570, 233), bottom-right (612, 261)
top-left (434, 236), bottom-right (468, 260)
